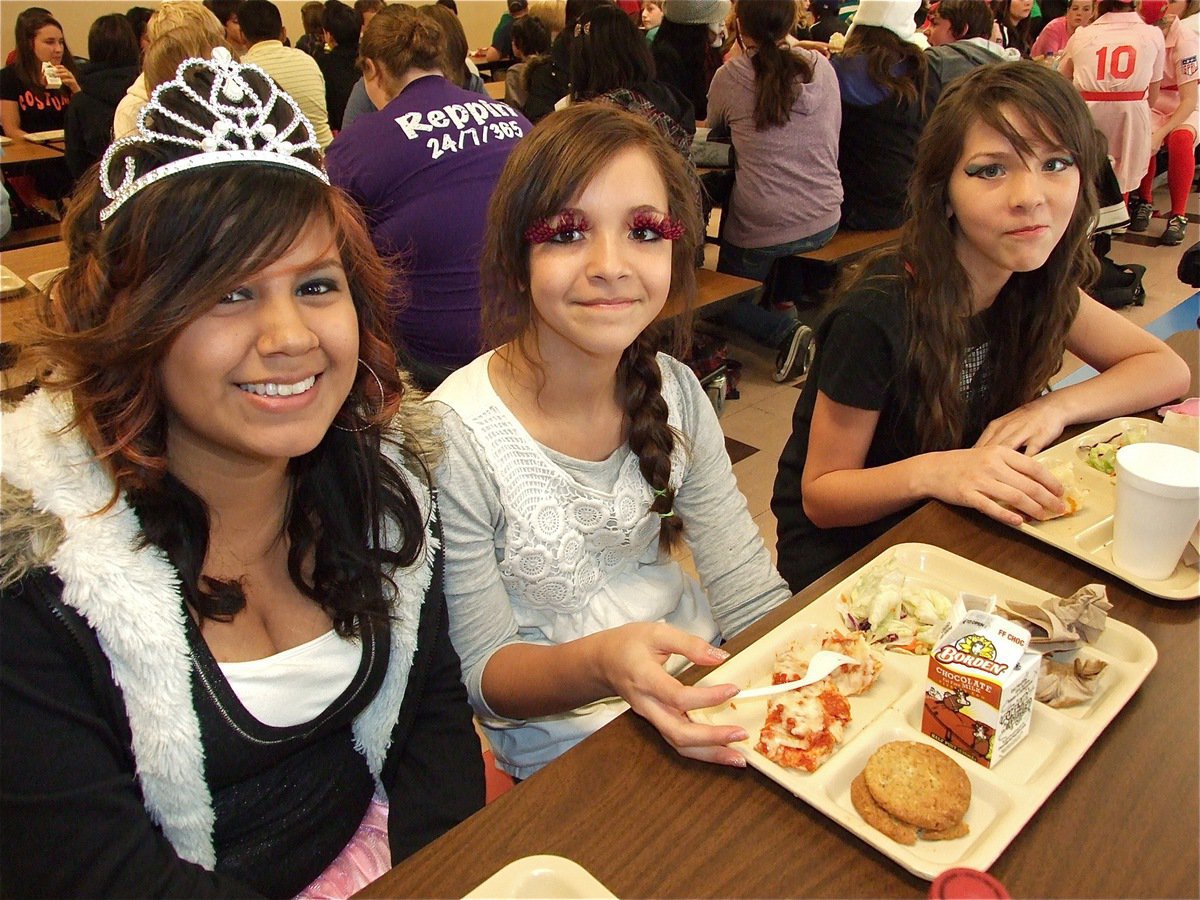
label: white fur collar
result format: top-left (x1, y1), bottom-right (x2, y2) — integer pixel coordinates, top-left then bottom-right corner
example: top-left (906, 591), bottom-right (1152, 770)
top-left (1, 390), bottom-right (435, 869)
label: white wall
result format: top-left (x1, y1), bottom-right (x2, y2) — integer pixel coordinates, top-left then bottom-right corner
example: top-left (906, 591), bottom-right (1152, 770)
top-left (1, 1), bottom-right (507, 65)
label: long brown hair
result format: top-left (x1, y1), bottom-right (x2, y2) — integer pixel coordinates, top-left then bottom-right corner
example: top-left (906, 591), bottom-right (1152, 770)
top-left (12, 8), bottom-right (79, 94)
top-left (417, 3), bottom-right (472, 88)
top-left (482, 104), bottom-right (701, 549)
top-left (840, 23), bottom-right (926, 107)
top-left (359, 4), bottom-right (437, 89)
top-left (28, 60), bottom-right (429, 635)
top-left (863, 62), bottom-right (1101, 452)
top-left (736, 0), bottom-right (814, 129)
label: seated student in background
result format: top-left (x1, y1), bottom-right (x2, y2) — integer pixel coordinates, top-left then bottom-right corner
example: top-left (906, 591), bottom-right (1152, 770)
top-left (430, 105), bottom-right (791, 781)
top-left (483, 0), bottom-right (530, 62)
top-left (650, 0), bottom-right (728, 121)
top-left (202, 0), bottom-right (248, 52)
top-left (524, 0), bottom-right (613, 122)
top-left (925, 0), bottom-right (1020, 104)
top-left (1059, 0), bottom-right (1165, 195)
top-left (1030, 0), bottom-right (1096, 58)
top-left (992, 0), bottom-right (1037, 55)
top-left (567, 3), bottom-right (695, 150)
top-left (113, 1), bottom-right (228, 139)
top-left (706, 0), bottom-right (841, 383)
top-left (297, 0), bottom-right (328, 57)
top-left (239, 0), bottom-right (334, 149)
top-left (831, 0), bottom-right (928, 231)
top-left (421, 3), bottom-right (490, 95)
top-left (317, 0), bottom-right (361, 130)
top-left (326, 6), bottom-right (529, 391)
top-left (1, 9), bottom-right (80, 217)
top-left (642, 0), bottom-right (665, 41)
top-left (807, 0), bottom-right (848, 43)
top-left (772, 62), bottom-right (1190, 594)
top-left (65, 13), bottom-right (140, 179)
top-left (1130, 0), bottom-right (1197, 247)
top-left (505, 13), bottom-right (552, 111)
top-left (0, 48), bottom-right (483, 897)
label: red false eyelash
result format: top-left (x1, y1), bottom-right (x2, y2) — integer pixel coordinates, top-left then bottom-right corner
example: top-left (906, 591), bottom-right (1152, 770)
top-left (632, 212), bottom-right (686, 241)
top-left (523, 211), bottom-right (589, 244)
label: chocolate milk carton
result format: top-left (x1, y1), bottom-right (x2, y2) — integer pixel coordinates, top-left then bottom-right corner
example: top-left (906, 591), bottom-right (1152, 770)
top-left (922, 605), bottom-right (1039, 769)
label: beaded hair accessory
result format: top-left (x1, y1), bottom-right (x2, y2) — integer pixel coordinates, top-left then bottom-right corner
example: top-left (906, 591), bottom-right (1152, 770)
top-left (99, 47), bottom-right (327, 225)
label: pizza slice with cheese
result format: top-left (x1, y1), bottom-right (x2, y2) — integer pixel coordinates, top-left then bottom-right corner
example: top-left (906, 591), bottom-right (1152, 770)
top-left (756, 683), bottom-right (852, 772)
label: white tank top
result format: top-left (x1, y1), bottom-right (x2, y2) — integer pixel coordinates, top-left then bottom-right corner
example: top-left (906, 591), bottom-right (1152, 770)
top-left (218, 629), bottom-right (361, 727)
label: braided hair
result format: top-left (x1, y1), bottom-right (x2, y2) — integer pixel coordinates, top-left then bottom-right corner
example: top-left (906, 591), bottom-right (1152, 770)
top-left (481, 103), bottom-right (702, 550)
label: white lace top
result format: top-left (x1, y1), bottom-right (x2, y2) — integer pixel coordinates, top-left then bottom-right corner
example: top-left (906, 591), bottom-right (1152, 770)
top-left (429, 352), bottom-right (790, 778)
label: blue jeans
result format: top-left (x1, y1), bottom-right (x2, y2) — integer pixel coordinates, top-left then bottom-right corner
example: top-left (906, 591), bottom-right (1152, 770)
top-left (709, 223), bottom-right (839, 348)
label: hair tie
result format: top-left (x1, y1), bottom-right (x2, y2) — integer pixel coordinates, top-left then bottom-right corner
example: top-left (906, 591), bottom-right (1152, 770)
top-left (652, 487), bottom-right (669, 498)
top-left (658, 509), bottom-right (675, 519)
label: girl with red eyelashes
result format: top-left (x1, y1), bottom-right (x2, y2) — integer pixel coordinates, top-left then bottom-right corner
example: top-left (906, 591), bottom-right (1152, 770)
top-left (428, 104), bottom-right (791, 780)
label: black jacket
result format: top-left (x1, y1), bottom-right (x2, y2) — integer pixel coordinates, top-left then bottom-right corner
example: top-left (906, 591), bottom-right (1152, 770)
top-left (64, 63), bottom-right (139, 178)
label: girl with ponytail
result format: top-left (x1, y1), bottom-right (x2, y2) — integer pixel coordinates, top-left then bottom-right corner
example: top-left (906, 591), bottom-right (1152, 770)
top-left (706, 0), bottom-right (842, 379)
top-left (429, 103), bottom-right (790, 780)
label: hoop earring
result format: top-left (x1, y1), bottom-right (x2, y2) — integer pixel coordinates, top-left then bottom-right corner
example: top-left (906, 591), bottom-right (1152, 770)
top-left (335, 358), bottom-right (386, 432)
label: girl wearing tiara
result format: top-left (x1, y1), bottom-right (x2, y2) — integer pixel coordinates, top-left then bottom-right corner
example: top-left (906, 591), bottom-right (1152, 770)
top-left (0, 50), bottom-right (483, 896)
top-left (429, 104), bottom-right (791, 780)
top-left (771, 62), bottom-right (1189, 593)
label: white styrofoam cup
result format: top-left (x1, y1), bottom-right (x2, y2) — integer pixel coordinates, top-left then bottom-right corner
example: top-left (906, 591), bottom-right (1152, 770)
top-left (1112, 442), bottom-right (1200, 581)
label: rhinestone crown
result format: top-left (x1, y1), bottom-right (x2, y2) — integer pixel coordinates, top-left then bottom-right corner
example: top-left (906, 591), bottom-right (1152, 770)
top-left (99, 47), bottom-right (327, 225)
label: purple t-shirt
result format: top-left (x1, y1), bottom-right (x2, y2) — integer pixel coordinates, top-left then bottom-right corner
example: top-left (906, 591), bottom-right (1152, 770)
top-left (326, 76), bottom-right (529, 368)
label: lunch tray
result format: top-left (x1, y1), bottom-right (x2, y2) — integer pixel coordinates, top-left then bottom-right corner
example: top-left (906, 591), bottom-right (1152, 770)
top-left (690, 544), bottom-right (1157, 881)
top-left (1020, 417), bottom-right (1199, 600)
top-left (463, 855), bottom-right (615, 899)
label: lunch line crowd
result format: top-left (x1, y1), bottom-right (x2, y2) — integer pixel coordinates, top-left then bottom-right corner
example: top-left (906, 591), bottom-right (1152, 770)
top-left (0, 0), bottom-right (1194, 897)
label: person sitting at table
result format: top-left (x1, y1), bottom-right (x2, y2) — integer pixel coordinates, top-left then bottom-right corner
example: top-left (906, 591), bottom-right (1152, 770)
top-left (1029, 0), bottom-right (1096, 58)
top-left (326, 6), bottom-right (529, 391)
top-left (924, 0), bottom-right (1021, 106)
top-left (317, 0), bottom-right (361, 130)
top-left (0, 48), bottom-right (484, 897)
top-left (831, 0), bottom-right (928, 232)
top-left (1129, 0), bottom-right (1197, 247)
top-left (429, 104), bottom-right (791, 780)
top-left (64, 13), bottom-right (140, 179)
top-left (568, 4), bottom-right (695, 151)
top-left (127, 6), bottom-right (154, 57)
top-left (0, 8), bottom-right (80, 220)
top-left (523, 0), bottom-right (611, 122)
top-left (297, 0), bottom-right (328, 58)
top-left (483, 0), bottom-right (530, 62)
top-left (239, 0), bottom-right (335, 149)
top-left (651, 0), bottom-right (728, 121)
top-left (420, 3), bottom-right (489, 95)
top-left (704, 0), bottom-right (841, 383)
top-left (505, 13), bottom-right (551, 111)
top-left (771, 61), bottom-right (1191, 594)
top-left (992, 0), bottom-right (1038, 56)
top-left (113, 1), bottom-right (228, 139)
top-left (1058, 0), bottom-right (1165, 196)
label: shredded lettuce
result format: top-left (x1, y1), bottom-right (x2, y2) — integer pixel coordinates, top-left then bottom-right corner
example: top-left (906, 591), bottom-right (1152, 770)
top-left (838, 556), bottom-right (953, 654)
top-left (1080, 424), bottom-right (1149, 476)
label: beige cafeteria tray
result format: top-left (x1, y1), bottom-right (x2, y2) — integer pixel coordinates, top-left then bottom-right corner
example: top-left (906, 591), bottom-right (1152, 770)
top-left (690, 544), bottom-right (1157, 881)
top-left (22, 129), bottom-right (64, 143)
top-left (462, 855), bottom-right (615, 899)
top-left (1021, 417), bottom-right (1199, 600)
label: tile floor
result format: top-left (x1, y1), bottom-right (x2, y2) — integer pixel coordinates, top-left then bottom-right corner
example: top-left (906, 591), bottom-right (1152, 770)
top-left (688, 185), bottom-right (1198, 576)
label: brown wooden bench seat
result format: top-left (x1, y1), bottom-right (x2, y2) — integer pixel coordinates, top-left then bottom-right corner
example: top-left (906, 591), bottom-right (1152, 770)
top-left (795, 226), bottom-right (902, 266)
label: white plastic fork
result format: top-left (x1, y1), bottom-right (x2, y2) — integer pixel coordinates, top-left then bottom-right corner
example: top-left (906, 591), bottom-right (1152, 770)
top-left (731, 650), bottom-right (859, 700)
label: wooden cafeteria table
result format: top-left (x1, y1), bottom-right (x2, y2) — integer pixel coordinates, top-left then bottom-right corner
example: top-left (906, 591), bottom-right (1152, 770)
top-left (0, 137), bottom-right (64, 166)
top-left (360, 500), bottom-right (1198, 899)
top-left (1, 240), bottom-right (66, 340)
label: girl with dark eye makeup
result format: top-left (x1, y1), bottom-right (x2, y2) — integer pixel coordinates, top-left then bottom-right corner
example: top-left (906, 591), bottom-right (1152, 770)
top-left (770, 61), bottom-right (1189, 595)
top-left (427, 104), bottom-right (791, 780)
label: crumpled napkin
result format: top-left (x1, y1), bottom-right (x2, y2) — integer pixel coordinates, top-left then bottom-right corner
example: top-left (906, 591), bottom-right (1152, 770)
top-left (996, 584), bottom-right (1112, 655)
top-left (1037, 657), bottom-right (1108, 708)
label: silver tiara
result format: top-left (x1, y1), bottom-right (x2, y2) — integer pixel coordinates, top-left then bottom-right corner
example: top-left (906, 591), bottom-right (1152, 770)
top-left (99, 47), bottom-right (328, 225)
